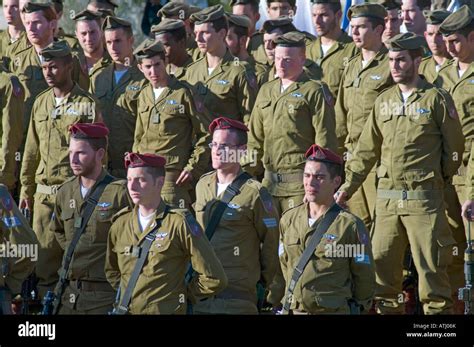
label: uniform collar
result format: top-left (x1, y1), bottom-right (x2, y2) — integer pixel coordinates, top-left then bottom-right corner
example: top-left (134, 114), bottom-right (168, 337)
top-left (73, 169), bottom-right (110, 204)
top-left (134, 199), bottom-right (168, 242)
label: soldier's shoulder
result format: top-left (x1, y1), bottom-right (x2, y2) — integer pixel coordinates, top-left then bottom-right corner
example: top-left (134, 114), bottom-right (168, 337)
top-left (346, 51), bottom-right (361, 66)
top-left (109, 178), bottom-right (128, 189)
top-left (111, 206), bottom-right (133, 223)
top-left (338, 209), bottom-right (370, 243)
top-left (169, 207), bottom-right (204, 237)
top-left (437, 58), bottom-right (456, 74)
top-left (280, 202), bottom-right (305, 222)
top-left (35, 86), bottom-right (54, 100)
top-left (198, 170), bottom-right (216, 182)
top-left (186, 55), bottom-right (206, 70)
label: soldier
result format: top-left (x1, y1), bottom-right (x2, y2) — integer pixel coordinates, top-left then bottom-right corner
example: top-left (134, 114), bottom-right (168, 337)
top-left (90, 16), bottom-right (147, 179)
top-left (11, 2), bottom-right (88, 138)
top-left (436, 5), bottom-right (474, 313)
top-left (193, 117), bottom-right (279, 314)
top-left (0, 0), bottom-right (27, 64)
top-left (266, 0), bottom-right (297, 19)
top-left (185, 5), bottom-right (257, 124)
top-left (105, 152), bottom-right (228, 314)
top-left (133, 39), bottom-right (210, 208)
top-left (400, 0), bottom-right (429, 36)
top-left (419, 10), bottom-right (451, 84)
top-left (157, 1), bottom-right (200, 61)
top-left (73, 9), bottom-right (111, 80)
top-left (307, 0), bottom-right (358, 99)
top-left (87, 0), bottom-right (118, 14)
top-left (336, 32), bottom-right (464, 314)
top-left (50, 123), bottom-right (133, 314)
top-left (151, 19), bottom-right (193, 81)
top-left (335, 3), bottom-right (393, 230)
top-left (379, 0), bottom-right (402, 44)
top-left (19, 40), bottom-right (100, 299)
top-left (52, 0), bottom-right (81, 53)
top-left (280, 144), bottom-right (375, 315)
top-left (260, 18), bottom-right (322, 85)
top-left (0, 68), bottom-right (24, 191)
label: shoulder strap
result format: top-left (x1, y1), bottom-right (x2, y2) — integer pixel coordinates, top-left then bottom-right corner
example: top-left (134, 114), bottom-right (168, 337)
top-left (52, 174), bottom-right (114, 314)
top-left (282, 203), bottom-right (343, 314)
top-left (114, 206), bottom-right (169, 315)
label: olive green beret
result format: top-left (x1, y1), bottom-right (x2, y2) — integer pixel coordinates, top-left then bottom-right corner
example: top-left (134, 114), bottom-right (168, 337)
top-left (151, 18), bottom-right (185, 34)
top-left (96, 8), bottom-right (115, 18)
top-left (439, 5), bottom-right (474, 35)
top-left (134, 39), bottom-right (165, 59)
top-left (376, 0), bottom-right (401, 11)
top-left (230, 0), bottom-right (260, 6)
top-left (40, 40), bottom-right (72, 61)
top-left (273, 31), bottom-right (305, 47)
top-left (88, 0), bottom-right (118, 8)
top-left (262, 16), bottom-right (296, 32)
top-left (157, 2), bottom-right (190, 19)
top-left (102, 15), bottom-right (132, 31)
top-left (423, 9), bottom-right (451, 25)
top-left (72, 9), bottom-right (102, 21)
top-left (385, 32), bottom-right (425, 51)
top-left (348, 3), bottom-right (387, 21)
top-left (226, 13), bottom-right (251, 29)
top-left (22, 2), bottom-right (53, 14)
top-left (266, 0), bottom-right (296, 7)
top-left (190, 5), bottom-right (225, 25)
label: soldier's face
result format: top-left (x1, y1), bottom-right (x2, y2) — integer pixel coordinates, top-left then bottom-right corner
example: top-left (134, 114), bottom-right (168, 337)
top-left (76, 20), bottom-right (103, 55)
top-left (424, 24), bottom-right (447, 57)
top-left (350, 17), bottom-right (382, 50)
top-left (42, 58), bottom-right (72, 88)
top-left (389, 50), bottom-right (419, 84)
top-left (24, 12), bottom-right (55, 46)
top-left (383, 9), bottom-right (402, 43)
top-left (155, 32), bottom-right (185, 64)
top-left (443, 33), bottom-right (472, 61)
top-left (3, 0), bottom-right (21, 26)
top-left (127, 167), bottom-right (164, 205)
top-left (267, 2), bottom-right (295, 20)
top-left (263, 31), bottom-right (279, 61)
top-left (194, 22), bottom-right (226, 54)
top-left (104, 28), bottom-right (134, 64)
top-left (312, 4), bottom-right (339, 37)
top-left (232, 4), bottom-right (259, 31)
top-left (274, 46), bottom-right (305, 80)
top-left (225, 27), bottom-right (246, 57)
top-left (211, 129), bottom-right (246, 171)
top-left (401, 0), bottom-right (426, 34)
top-left (303, 161), bottom-right (341, 204)
top-left (138, 55), bottom-right (167, 88)
top-left (69, 139), bottom-right (104, 177)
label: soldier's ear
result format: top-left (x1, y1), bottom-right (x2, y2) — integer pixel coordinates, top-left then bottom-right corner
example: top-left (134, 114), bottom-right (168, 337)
top-left (333, 175), bottom-right (342, 188)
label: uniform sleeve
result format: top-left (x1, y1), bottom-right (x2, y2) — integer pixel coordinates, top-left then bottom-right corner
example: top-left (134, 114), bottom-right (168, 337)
top-left (437, 91), bottom-right (465, 179)
top-left (340, 104), bottom-right (383, 198)
top-left (105, 221), bottom-right (121, 289)
top-left (253, 188), bottom-right (279, 287)
top-left (50, 190), bottom-right (66, 250)
top-left (182, 219), bottom-right (228, 302)
top-left (132, 93), bottom-right (146, 153)
top-left (184, 89), bottom-right (211, 178)
top-left (0, 76), bottom-right (24, 189)
top-left (242, 93), bottom-right (265, 177)
top-left (349, 219), bottom-right (375, 310)
top-left (19, 104), bottom-right (41, 201)
top-left (334, 72), bottom-right (349, 156)
top-left (236, 68), bottom-right (257, 126)
top-left (312, 83), bottom-right (337, 152)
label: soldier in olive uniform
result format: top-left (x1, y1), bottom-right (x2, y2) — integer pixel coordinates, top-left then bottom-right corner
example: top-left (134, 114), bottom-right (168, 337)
top-left (0, 68), bottom-right (24, 191)
top-left (73, 9), bottom-right (112, 81)
top-left (436, 6), bottom-right (474, 313)
top-left (307, 0), bottom-right (358, 99)
top-left (90, 16), bottom-right (147, 179)
top-left (185, 5), bottom-right (257, 124)
top-left (335, 4), bottom-right (394, 231)
top-left (151, 19), bottom-right (194, 81)
top-left (50, 123), bottom-right (133, 314)
top-left (231, 0), bottom-right (263, 64)
top-left (280, 145), bottom-right (375, 315)
top-left (379, 0), bottom-right (402, 45)
top-left (19, 40), bottom-right (100, 298)
top-left (419, 10), bottom-right (452, 84)
top-left (105, 153), bottom-right (228, 314)
top-left (133, 40), bottom-right (210, 208)
top-left (87, 0), bottom-right (117, 14)
top-left (193, 117), bottom-right (279, 314)
top-left (400, 0), bottom-right (429, 36)
top-left (0, 0), bottom-right (27, 65)
top-left (10, 2), bottom-right (89, 139)
top-left (336, 33), bottom-right (464, 314)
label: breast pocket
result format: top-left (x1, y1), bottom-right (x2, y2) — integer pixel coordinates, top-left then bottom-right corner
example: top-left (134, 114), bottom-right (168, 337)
top-left (60, 209), bottom-right (76, 241)
top-left (159, 105), bottom-right (185, 136)
top-left (94, 207), bottom-right (115, 243)
top-left (142, 238), bottom-right (172, 277)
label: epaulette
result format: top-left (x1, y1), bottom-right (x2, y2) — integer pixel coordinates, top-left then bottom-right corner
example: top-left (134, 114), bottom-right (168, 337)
top-left (199, 170), bottom-right (216, 181)
top-left (436, 87), bottom-right (458, 119)
top-left (9, 74), bottom-right (24, 98)
top-left (171, 208), bottom-right (203, 237)
top-left (111, 206), bottom-right (132, 223)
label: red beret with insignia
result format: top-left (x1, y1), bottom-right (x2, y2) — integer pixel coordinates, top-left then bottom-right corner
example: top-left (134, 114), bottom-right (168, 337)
top-left (209, 116), bottom-right (249, 133)
top-left (124, 152), bottom-right (166, 169)
top-left (69, 122), bottom-right (109, 138)
top-left (305, 144), bottom-right (343, 166)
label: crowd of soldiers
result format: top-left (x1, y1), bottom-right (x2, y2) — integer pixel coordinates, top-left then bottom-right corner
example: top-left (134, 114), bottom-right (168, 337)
top-left (0, 0), bottom-right (473, 315)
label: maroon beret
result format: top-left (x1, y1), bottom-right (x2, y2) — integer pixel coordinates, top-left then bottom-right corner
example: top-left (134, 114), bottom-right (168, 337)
top-left (124, 152), bottom-right (166, 169)
top-left (69, 122), bottom-right (109, 138)
top-left (209, 116), bottom-right (249, 133)
top-left (305, 144), bottom-right (343, 166)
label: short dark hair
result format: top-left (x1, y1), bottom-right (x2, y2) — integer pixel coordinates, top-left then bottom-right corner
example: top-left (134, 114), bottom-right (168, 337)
top-left (408, 48), bottom-right (423, 60)
top-left (143, 166), bottom-right (166, 179)
top-left (71, 136), bottom-right (108, 152)
top-left (367, 17), bottom-right (385, 31)
top-left (49, 54), bottom-right (73, 66)
top-left (229, 24), bottom-right (249, 39)
top-left (317, 2), bottom-right (342, 14)
top-left (137, 51), bottom-right (166, 64)
top-left (210, 16), bottom-right (229, 34)
top-left (306, 159), bottom-right (342, 179)
top-left (161, 26), bottom-right (187, 43)
top-left (414, 0), bottom-right (431, 10)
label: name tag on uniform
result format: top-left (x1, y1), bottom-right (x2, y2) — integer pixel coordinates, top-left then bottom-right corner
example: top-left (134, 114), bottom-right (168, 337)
top-left (152, 110), bottom-right (160, 124)
top-left (74, 217), bottom-right (82, 228)
top-left (353, 77), bottom-right (361, 88)
top-left (51, 109), bottom-right (60, 119)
